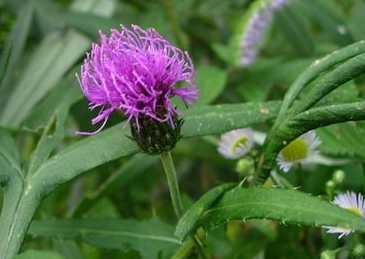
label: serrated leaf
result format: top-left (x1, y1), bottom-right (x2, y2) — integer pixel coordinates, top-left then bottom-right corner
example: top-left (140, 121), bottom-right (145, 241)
top-left (195, 66), bottom-right (227, 106)
top-left (201, 187), bottom-right (365, 234)
top-left (175, 183), bottom-right (236, 240)
top-left (12, 250), bottom-right (65, 259)
top-left (29, 218), bottom-right (180, 259)
top-left (317, 122), bottom-right (365, 158)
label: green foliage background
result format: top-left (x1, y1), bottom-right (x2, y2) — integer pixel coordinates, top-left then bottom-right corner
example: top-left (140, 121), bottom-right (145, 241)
top-left (1, 0), bottom-right (365, 258)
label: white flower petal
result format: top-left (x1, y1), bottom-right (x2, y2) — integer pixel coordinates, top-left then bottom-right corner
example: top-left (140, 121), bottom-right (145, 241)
top-left (218, 128), bottom-right (254, 159)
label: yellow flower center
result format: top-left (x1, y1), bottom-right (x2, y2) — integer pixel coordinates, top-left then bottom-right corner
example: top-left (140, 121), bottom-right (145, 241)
top-left (348, 207), bottom-right (362, 216)
top-left (280, 138), bottom-right (309, 162)
top-left (232, 136), bottom-right (248, 153)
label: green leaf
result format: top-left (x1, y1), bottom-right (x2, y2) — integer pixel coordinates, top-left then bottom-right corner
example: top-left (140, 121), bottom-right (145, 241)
top-left (0, 30), bottom-right (86, 127)
top-left (182, 101), bottom-right (279, 138)
top-left (195, 66), bottom-right (227, 106)
top-left (29, 218), bottom-right (180, 259)
top-left (53, 239), bottom-right (85, 259)
top-left (202, 187), bottom-right (365, 234)
top-left (276, 40), bottom-right (365, 124)
top-left (32, 0), bottom-right (119, 38)
top-left (0, 3), bottom-right (33, 91)
top-left (24, 72), bottom-right (83, 175)
top-left (32, 101), bottom-right (279, 195)
top-left (23, 70), bottom-right (82, 131)
top-left (175, 183), bottom-right (236, 240)
top-left (71, 154), bottom-right (159, 217)
top-left (317, 122), bottom-right (365, 158)
top-left (275, 5), bottom-right (314, 56)
top-left (31, 124), bottom-right (139, 195)
top-left (0, 128), bottom-right (22, 184)
top-left (12, 250), bottom-right (65, 259)
top-left (295, 0), bottom-right (353, 46)
top-left (0, 0), bottom-right (116, 127)
top-left (293, 52), bottom-right (365, 113)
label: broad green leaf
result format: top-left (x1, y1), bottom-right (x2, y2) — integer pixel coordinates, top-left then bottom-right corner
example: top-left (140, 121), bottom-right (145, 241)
top-left (201, 187), bottom-right (365, 234)
top-left (317, 122), bottom-right (365, 159)
top-left (0, 3), bottom-right (33, 91)
top-left (175, 183), bottom-right (236, 240)
top-left (29, 218), bottom-right (180, 259)
top-left (32, 101), bottom-right (279, 194)
top-left (12, 250), bottom-right (65, 259)
top-left (195, 66), bottom-right (227, 106)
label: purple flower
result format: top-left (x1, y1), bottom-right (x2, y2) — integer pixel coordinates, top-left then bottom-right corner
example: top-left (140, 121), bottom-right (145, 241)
top-left (240, 0), bottom-right (289, 67)
top-left (77, 24), bottom-right (198, 135)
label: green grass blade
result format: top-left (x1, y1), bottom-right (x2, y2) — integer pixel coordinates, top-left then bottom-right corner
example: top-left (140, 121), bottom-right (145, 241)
top-left (0, 3), bottom-right (33, 91)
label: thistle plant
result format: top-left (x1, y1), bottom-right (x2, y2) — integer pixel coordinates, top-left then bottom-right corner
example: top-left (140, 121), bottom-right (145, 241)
top-left (2, 0), bottom-right (365, 258)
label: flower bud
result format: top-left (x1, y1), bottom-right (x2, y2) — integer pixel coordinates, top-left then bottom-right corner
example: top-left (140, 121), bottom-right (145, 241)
top-left (130, 115), bottom-right (183, 155)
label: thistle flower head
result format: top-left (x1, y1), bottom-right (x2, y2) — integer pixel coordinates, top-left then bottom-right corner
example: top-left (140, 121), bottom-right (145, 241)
top-left (218, 128), bottom-right (254, 159)
top-left (323, 191), bottom-right (365, 238)
top-left (276, 130), bottom-right (321, 172)
top-left (239, 0), bottom-right (289, 67)
top-left (77, 24), bottom-right (198, 135)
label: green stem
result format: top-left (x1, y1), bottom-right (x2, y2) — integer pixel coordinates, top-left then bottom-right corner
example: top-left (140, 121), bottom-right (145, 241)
top-left (160, 152), bottom-right (208, 259)
top-left (160, 151), bottom-right (184, 218)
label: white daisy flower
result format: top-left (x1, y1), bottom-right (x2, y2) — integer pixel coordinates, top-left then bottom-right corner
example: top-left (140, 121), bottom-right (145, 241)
top-left (276, 130), bottom-right (321, 172)
top-left (218, 128), bottom-right (254, 159)
top-left (323, 191), bottom-right (365, 238)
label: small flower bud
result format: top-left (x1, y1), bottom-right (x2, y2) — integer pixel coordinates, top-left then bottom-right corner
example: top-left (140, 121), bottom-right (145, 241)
top-left (352, 244), bottom-right (365, 257)
top-left (235, 158), bottom-right (254, 176)
top-left (320, 250), bottom-right (337, 259)
top-left (332, 170), bottom-right (345, 185)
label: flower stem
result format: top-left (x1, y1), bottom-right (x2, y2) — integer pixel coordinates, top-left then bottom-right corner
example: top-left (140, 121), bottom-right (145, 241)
top-left (159, 151), bottom-right (184, 218)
